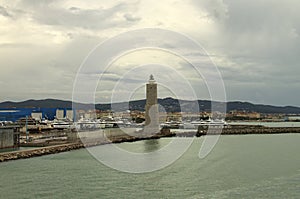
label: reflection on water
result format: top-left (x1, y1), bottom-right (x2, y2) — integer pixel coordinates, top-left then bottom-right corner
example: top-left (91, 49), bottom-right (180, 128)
top-left (113, 138), bottom-right (171, 154)
top-left (144, 139), bottom-right (160, 153)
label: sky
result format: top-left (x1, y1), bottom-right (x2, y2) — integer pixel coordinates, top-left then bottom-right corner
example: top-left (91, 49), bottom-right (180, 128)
top-left (0, 0), bottom-right (299, 106)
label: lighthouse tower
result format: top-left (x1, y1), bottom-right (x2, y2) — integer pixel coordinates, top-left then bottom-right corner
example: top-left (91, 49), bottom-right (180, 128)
top-left (145, 75), bottom-right (159, 133)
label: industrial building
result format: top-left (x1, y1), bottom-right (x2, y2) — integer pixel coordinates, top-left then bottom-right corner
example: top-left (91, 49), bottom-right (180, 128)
top-left (0, 108), bottom-right (74, 122)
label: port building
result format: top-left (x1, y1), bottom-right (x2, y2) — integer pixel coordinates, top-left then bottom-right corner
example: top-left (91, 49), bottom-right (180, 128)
top-left (0, 108), bottom-right (74, 122)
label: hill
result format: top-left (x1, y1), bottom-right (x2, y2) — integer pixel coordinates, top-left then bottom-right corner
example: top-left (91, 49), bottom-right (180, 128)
top-left (0, 98), bottom-right (300, 114)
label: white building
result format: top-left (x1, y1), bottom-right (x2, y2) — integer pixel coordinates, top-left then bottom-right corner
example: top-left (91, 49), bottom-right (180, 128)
top-left (66, 110), bottom-right (74, 121)
top-left (31, 112), bottom-right (42, 121)
top-left (56, 109), bottom-right (64, 119)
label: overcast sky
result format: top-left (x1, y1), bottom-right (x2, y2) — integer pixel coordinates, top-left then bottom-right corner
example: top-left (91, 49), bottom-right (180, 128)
top-left (0, 0), bottom-right (299, 106)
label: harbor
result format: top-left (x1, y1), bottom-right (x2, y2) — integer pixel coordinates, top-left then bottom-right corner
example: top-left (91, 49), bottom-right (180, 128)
top-left (1, 75), bottom-right (300, 163)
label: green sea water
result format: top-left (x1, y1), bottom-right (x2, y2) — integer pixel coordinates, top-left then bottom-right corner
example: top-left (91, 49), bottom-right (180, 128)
top-left (0, 134), bottom-right (299, 199)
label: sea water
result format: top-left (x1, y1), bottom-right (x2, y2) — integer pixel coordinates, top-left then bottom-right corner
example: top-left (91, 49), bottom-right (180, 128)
top-left (0, 134), bottom-right (299, 198)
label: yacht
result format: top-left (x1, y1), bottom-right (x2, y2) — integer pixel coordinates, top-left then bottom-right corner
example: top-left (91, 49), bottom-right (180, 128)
top-left (52, 120), bottom-right (73, 129)
top-left (184, 118), bottom-right (227, 129)
top-left (160, 121), bottom-right (184, 129)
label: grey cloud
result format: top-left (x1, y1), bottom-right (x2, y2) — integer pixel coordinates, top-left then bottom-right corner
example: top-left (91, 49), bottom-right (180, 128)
top-left (190, 0), bottom-right (300, 105)
top-left (0, 33), bottom-right (104, 102)
top-left (17, 1), bottom-right (140, 30)
top-left (123, 13), bottom-right (141, 22)
top-left (1, 0), bottom-right (300, 106)
top-left (222, 1), bottom-right (300, 57)
top-left (69, 7), bottom-right (80, 11)
top-left (0, 6), bottom-right (12, 17)
top-left (193, 0), bottom-right (300, 60)
top-left (0, 43), bottom-right (37, 48)
top-left (193, 0), bottom-right (228, 21)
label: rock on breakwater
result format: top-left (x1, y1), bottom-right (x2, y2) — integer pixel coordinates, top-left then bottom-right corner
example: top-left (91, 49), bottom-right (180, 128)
top-left (0, 143), bottom-right (84, 162)
top-left (196, 125), bottom-right (300, 136)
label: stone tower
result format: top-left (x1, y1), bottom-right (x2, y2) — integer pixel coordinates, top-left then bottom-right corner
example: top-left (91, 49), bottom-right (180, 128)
top-left (145, 75), bottom-right (159, 133)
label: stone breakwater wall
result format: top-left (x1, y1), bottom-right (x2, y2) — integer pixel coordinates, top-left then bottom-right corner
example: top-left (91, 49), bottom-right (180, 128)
top-left (0, 143), bottom-right (84, 162)
top-left (0, 129), bottom-right (175, 162)
top-left (196, 125), bottom-right (300, 136)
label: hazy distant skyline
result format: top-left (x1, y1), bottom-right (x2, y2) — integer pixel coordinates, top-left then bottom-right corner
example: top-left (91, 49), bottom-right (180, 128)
top-left (0, 0), bottom-right (300, 106)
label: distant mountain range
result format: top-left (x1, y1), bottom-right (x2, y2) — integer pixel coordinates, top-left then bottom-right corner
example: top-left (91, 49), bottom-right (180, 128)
top-left (0, 98), bottom-right (300, 114)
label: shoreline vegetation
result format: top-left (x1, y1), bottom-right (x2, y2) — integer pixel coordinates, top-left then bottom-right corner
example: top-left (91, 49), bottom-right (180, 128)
top-left (1, 125), bottom-right (300, 162)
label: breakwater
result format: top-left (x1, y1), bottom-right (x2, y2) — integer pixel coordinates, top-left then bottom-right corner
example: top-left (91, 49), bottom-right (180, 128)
top-left (195, 125), bottom-right (300, 136)
top-left (0, 129), bottom-right (175, 162)
top-left (0, 143), bottom-right (83, 162)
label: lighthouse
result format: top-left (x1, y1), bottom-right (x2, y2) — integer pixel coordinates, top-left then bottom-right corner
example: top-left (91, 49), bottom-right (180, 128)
top-left (144, 75), bottom-right (159, 133)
